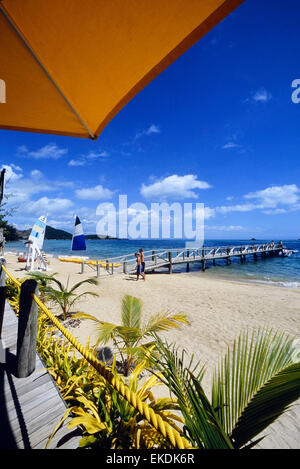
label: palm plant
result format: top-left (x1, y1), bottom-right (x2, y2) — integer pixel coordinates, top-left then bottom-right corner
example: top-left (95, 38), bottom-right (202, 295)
top-left (40, 274), bottom-right (99, 321)
top-left (26, 271), bottom-right (59, 302)
top-left (150, 328), bottom-right (300, 449)
top-left (78, 294), bottom-right (189, 376)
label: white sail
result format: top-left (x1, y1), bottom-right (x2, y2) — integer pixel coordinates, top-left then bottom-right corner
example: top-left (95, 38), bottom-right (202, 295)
top-left (28, 215), bottom-right (47, 250)
top-left (26, 215), bottom-right (48, 271)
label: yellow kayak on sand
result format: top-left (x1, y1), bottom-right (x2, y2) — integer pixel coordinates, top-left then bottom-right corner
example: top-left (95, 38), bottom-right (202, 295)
top-left (58, 257), bottom-right (121, 268)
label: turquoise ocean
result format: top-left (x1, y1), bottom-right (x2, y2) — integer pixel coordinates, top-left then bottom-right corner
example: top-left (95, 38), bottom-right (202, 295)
top-left (5, 239), bottom-right (300, 289)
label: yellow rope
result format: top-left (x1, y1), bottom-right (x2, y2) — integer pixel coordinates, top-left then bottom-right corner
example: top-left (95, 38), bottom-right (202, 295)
top-left (1, 264), bottom-right (191, 449)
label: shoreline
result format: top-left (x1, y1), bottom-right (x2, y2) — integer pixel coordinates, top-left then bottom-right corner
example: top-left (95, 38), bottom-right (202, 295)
top-left (4, 246), bottom-right (300, 290)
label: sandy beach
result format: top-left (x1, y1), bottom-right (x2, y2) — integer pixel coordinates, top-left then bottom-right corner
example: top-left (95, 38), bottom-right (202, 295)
top-left (4, 251), bottom-right (300, 448)
top-left (5, 251), bottom-right (300, 380)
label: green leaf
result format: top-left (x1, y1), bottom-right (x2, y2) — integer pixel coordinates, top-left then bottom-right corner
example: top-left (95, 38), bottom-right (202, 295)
top-left (211, 328), bottom-right (300, 448)
top-left (121, 295), bottom-right (142, 329)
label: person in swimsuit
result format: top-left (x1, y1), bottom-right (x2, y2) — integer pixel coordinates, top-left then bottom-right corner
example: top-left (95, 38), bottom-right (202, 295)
top-left (135, 252), bottom-right (145, 281)
top-left (139, 248), bottom-right (146, 279)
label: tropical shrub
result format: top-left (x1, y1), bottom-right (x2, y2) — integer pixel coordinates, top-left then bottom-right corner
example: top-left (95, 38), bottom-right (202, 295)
top-left (49, 358), bottom-right (184, 449)
top-left (5, 277), bottom-right (25, 315)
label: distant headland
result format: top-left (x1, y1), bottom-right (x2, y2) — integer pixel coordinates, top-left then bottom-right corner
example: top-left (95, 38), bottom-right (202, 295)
top-left (15, 226), bottom-right (120, 241)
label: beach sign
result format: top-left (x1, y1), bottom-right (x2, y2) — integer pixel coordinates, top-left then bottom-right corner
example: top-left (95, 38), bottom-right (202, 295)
top-left (71, 216), bottom-right (86, 251)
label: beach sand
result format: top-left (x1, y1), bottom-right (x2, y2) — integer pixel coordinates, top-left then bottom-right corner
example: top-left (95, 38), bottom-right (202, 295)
top-left (4, 251), bottom-right (300, 448)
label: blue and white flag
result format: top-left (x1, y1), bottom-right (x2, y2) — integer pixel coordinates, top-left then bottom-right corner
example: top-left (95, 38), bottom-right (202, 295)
top-left (28, 215), bottom-right (47, 250)
top-left (71, 216), bottom-right (86, 251)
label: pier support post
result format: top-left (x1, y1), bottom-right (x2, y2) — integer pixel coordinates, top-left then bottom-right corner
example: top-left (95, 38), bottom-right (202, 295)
top-left (168, 252), bottom-right (172, 274)
top-left (227, 248), bottom-right (231, 265)
top-left (16, 279), bottom-right (39, 378)
top-left (152, 251), bottom-right (155, 261)
top-left (202, 260), bottom-right (206, 272)
top-left (212, 249), bottom-right (216, 266)
top-left (0, 259), bottom-right (6, 363)
top-left (186, 249), bottom-right (190, 272)
top-left (254, 253), bottom-right (257, 261)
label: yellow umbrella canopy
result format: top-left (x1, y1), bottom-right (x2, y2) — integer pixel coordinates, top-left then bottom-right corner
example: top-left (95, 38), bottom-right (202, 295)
top-left (0, 0), bottom-right (243, 140)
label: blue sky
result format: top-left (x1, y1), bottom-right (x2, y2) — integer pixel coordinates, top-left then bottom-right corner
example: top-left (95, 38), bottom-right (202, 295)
top-left (1, 0), bottom-right (300, 240)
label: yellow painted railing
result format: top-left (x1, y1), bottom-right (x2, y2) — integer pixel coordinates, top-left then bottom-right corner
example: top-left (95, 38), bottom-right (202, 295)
top-left (2, 264), bottom-right (191, 449)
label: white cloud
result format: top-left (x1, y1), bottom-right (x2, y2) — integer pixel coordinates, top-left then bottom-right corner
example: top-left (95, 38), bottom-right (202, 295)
top-left (252, 88), bottom-right (272, 103)
top-left (140, 174), bottom-right (211, 200)
top-left (206, 225), bottom-right (244, 232)
top-left (68, 150), bottom-right (109, 167)
top-left (204, 184), bottom-right (300, 220)
top-left (21, 197), bottom-right (73, 215)
top-left (86, 151), bottom-right (109, 159)
top-left (18, 143), bottom-right (68, 160)
top-left (30, 169), bottom-right (43, 179)
top-left (222, 142), bottom-right (241, 150)
top-left (244, 184), bottom-right (299, 208)
top-left (68, 159), bottom-right (86, 167)
top-left (135, 124), bottom-right (161, 140)
top-left (1, 164), bottom-right (23, 182)
top-left (75, 184), bottom-right (114, 200)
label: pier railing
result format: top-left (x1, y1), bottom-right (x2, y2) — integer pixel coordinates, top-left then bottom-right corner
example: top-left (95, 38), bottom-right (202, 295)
top-left (0, 259), bottom-right (190, 449)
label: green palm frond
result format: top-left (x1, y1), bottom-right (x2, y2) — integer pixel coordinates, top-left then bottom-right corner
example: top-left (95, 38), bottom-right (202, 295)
top-left (211, 328), bottom-right (300, 448)
top-left (151, 334), bottom-right (232, 449)
top-left (69, 278), bottom-right (99, 294)
top-left (141, 311), bottom-right (189, 337)
top-left (121, 295), bottom-right (142, 329)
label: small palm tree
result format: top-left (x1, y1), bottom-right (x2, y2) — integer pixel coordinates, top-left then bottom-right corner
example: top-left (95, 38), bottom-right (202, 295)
top-left (40, 274), bottom-right (99, 321)
top-left (79, 294), bottom-right (189, 376)
top-left (150, 328), bottom-right (300, 449)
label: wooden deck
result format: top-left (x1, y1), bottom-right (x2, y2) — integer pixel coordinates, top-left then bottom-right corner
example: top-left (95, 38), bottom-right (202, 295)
top-left (0, 301), bottom-right (81, 449)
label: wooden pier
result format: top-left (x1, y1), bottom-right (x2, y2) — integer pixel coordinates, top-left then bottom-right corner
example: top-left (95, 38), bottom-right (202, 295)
top-left (79, 242), bottom-right (285, 276)
top-left (0, 262), bottom-right (81, 449)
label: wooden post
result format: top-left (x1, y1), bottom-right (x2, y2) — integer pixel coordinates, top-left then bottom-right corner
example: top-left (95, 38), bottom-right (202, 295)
top-left (0, 258), bottom-right (6, 363)
top-left (212, 249), bottom-right (216, 266)
top-left (0, 258), bottom-right (6, 340)
top-left (123, 258), bottom-right (127, 274)
top-left (96, 262), bottom-right (100, 277)
top-left (16, 279), bottom-right (39, 378)
top-left (168, 252), bottom-right (172, 274)
top-left (111, 263), bottom-right (114, 275)
top-left (106, 259), bottom-right (109, 272)
top-left (186, 249), bottom-right (190, 272)
top-left (81, 260), bottom-right (85, 274)
top-left (152, 251), bottom-right (155, 261)
top-left (201, 248), bottom-right (205, 271)
top-left (227, 248), bottom-right (231, 265)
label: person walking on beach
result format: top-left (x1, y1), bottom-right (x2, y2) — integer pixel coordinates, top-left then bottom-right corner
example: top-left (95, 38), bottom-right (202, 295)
top-left (135, 252), bottom-right (145, 281)
top-left (139, 248), bottom-right (146, 279)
